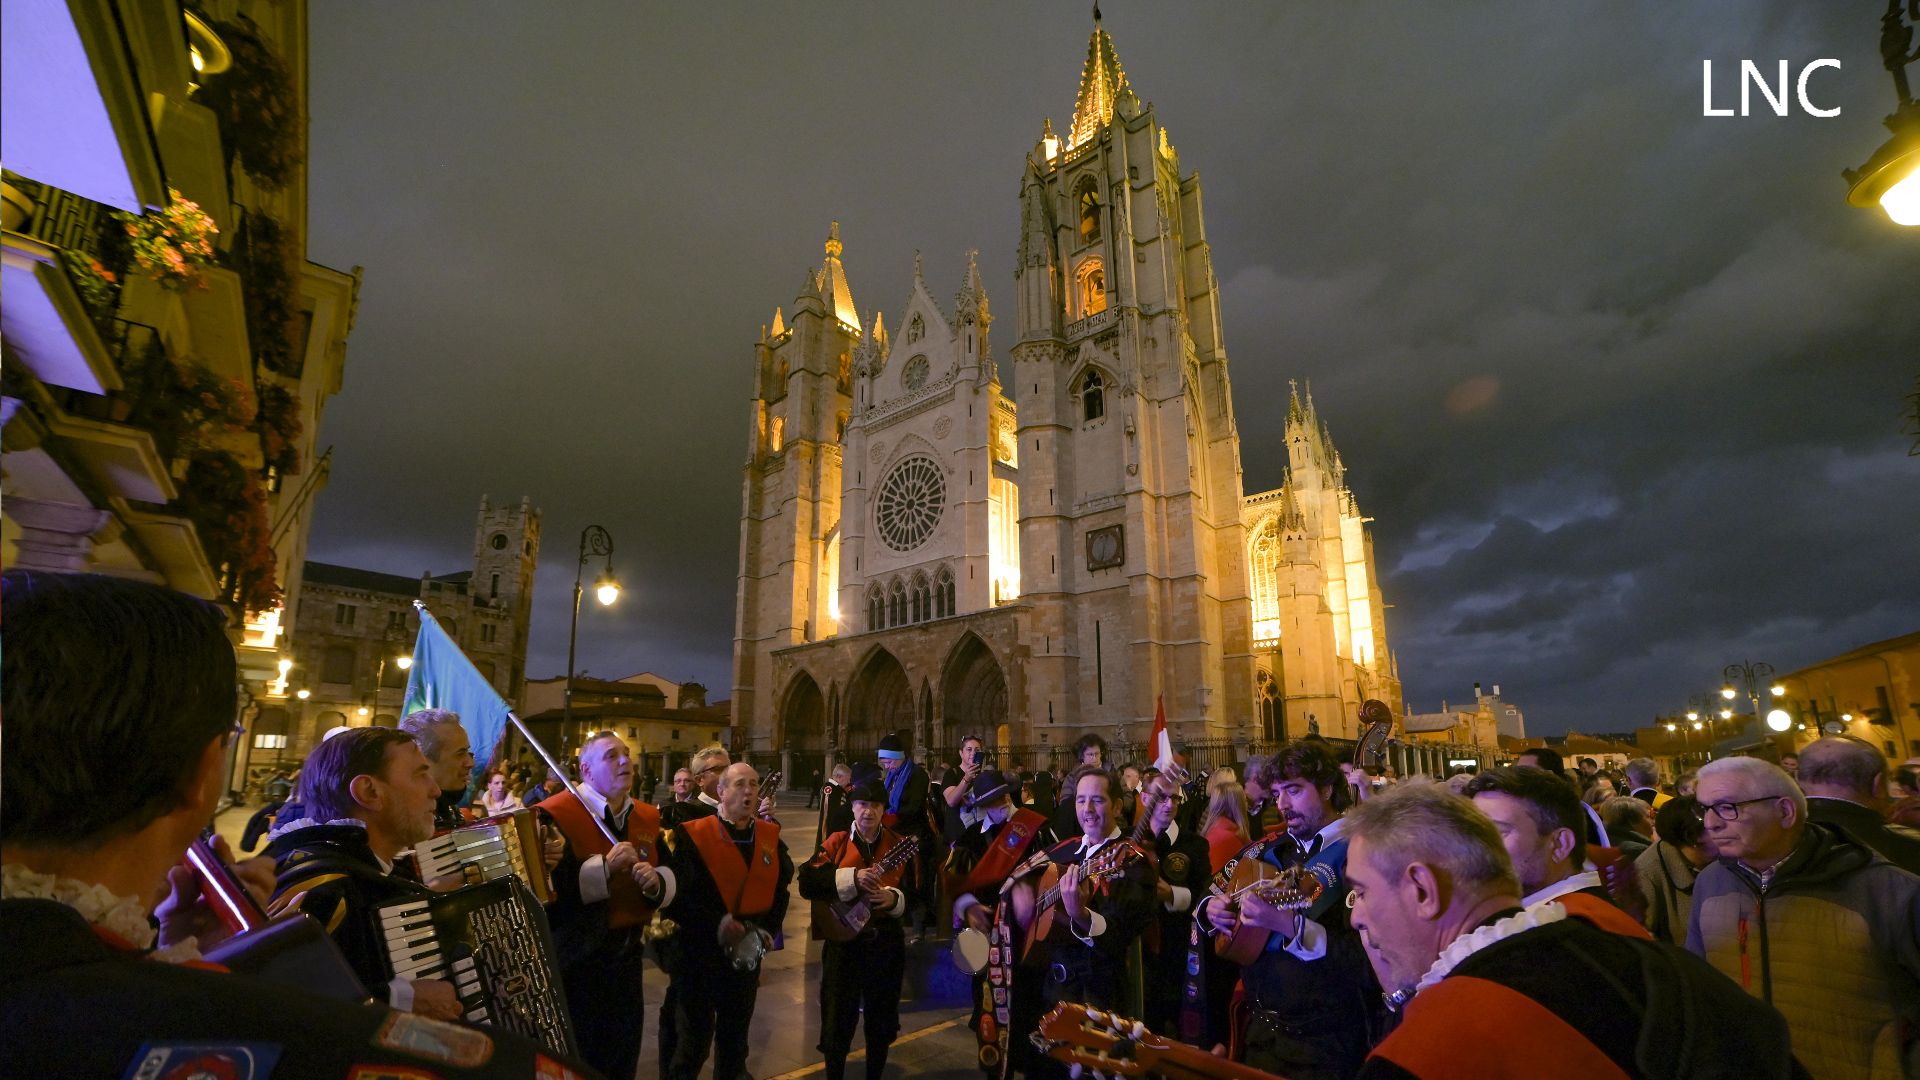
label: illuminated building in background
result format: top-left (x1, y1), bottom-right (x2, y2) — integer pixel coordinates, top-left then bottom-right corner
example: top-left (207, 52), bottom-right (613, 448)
top-left (733, 13), bottom-right (1398, 776)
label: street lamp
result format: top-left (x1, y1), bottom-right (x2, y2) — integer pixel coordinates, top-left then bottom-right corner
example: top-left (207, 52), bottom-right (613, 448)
top-left (295, 688), bottom-right (311, 700)
top-left (396, 654), bottom-right (413, 671)
top-left (1843, 1), bottom-right (1920, 225)
top-left (564, 525), bottom-right (621, 741)
top-left (1767, 708), bottom-right (1794, 733)
top-left (1722, 660), bottom-right (1776, 729)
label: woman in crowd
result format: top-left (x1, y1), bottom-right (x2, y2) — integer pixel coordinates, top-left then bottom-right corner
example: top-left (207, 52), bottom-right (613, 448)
top-left (1200, 782), bottom-right (1252, 873)
top-left (1634, 795), bottom-right (1714, 944)
top-left (480, 768), bottom-right (524, 816)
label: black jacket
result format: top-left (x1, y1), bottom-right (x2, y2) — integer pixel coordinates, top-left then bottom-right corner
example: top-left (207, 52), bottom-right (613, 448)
top-left (1032, 834), bottom-right (1159, 1008)
top-left (659, 815), bottom-right (794, 965)
top-left (1808, 796), bottom-right (1920, 876)
top-left (266, 822), bottom-right (431, 994)
top-left (0, 897), bottom-right (599, 1078)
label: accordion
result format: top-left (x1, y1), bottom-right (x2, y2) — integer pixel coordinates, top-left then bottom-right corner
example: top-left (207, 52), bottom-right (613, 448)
top-left (409, 807), bottom-right (553, 903)
top-left (376, 877), bottom-right (577, 1059)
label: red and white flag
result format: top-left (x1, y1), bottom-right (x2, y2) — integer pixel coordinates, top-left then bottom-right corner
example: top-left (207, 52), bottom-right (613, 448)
top-left (1151, 695), bottom-right (1174, 771)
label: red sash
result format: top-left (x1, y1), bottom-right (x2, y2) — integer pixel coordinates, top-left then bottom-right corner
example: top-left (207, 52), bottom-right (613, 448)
top-left (539, 790), bottom-right (663, 929)
top-left (959, 808), bottom-right (1047, 896)
top-left (684, 814), bottom-right (781, 918)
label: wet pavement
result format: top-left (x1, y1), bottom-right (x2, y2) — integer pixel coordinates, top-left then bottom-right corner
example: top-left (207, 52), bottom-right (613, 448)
top-left (215, 798), bottom-right (988, 1080)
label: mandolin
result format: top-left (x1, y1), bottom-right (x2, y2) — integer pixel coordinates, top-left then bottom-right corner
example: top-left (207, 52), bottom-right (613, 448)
top-left (1034, 1002), bottom-right (1288, 1080)
top-left (812, 834), bottom-right (921, 942)
top-left (1212, 860), bottom-right (1325, 964)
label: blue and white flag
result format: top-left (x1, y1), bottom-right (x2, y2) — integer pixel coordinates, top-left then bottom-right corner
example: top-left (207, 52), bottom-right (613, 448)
top-left (402, 602), bottom-right (510, 794)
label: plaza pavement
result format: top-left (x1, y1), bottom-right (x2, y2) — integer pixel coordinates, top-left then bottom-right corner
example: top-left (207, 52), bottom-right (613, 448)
top-left (214, 797), bottom-right (988, 1080)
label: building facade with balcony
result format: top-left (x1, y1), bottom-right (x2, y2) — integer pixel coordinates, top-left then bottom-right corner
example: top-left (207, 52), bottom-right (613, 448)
top-left (732, 16), bottom-right (1401, 781)
top-left (518, 673), bottom-right (730, 793)
top-left (2, 0), bottom-right (358, 795)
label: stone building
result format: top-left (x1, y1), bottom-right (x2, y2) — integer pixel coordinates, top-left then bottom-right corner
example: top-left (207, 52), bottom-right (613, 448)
top-left (245, 495), bottom-right (539, 777)
top-left (732, 15), bottom-right (1400, 777)
top-left (519, 672), bottom-right (730, 793)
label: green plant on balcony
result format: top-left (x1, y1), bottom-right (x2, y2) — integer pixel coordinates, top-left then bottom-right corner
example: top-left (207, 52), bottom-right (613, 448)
top-left (179, 449), bottom-right (279, 615)
top-left (118, 190), bottom-right (218, 291)
top-left (253, 379), bottom-right (302, 475)
top-left (60, 249), bottom-right (119, 332)
top-left (197, 16), bottom-right (303, 190)
top-left (241, 213), bottom-right (300, 374)
top-left (123, 347), bottom-right (255, 461)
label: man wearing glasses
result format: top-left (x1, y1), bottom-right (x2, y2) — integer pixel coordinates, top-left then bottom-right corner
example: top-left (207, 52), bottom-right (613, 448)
top-left (1688, 756), bottom-right (1920, 1078)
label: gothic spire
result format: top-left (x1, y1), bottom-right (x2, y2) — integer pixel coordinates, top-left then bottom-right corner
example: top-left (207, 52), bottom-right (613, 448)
top-left (817, 220), bottom-right (861, 333)
top-left (1287, 379), bottom-right (1304, 425)
top-left (1067, 10), bottom-right (1130, 150)
top-left (770, 306), bottom-right (786, 337)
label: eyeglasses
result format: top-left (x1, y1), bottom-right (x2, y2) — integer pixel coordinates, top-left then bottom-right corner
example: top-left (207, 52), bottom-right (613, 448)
top-left (1692, 796), bottom-right (1783, 822)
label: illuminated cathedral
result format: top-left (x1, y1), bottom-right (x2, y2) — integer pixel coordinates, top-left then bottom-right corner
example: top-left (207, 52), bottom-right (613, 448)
top-left (732, 15), bottom-right (1400, 772)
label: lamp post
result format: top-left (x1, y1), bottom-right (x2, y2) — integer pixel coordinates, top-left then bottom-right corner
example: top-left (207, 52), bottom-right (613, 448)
top-left (371, 637), bottom-right (413, 727)
top-left (1722, 661), bottom-right (1783, 736)
top-left (1844, 0), bottom-right (1920, 225)
top-left (564, 525), bottom-right (621, 747)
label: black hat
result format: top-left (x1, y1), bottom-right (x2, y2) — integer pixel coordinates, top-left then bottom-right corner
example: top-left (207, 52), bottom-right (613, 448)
top-left (878, 732), bottom-right (906, 759)
top-left (849, 778), bottom-right (888, 805)
top-left (850, 762), bottom-right (882, 789)
top-left (966, 769), bottom-right (1012, 806)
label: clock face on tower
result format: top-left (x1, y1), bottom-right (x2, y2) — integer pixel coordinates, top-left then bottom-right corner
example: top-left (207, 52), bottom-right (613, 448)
top-left (876, 456), bottom-right (946, 552)
top-left (1086, 525), bottom-right (1124, 570)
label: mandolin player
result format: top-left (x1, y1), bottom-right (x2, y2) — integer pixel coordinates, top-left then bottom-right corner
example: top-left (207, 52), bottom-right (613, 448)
top-left (797, 778), bottom-right (917, 1080)
top-left (1195, 741), bottom-right (1381, 1080)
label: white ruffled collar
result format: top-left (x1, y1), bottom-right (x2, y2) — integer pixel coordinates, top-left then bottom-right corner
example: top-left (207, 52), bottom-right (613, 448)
top-left (1414, 902), bottom-right (1566, 993)
top-left (265, 815), bottom-right (366, 841)
top-left (1, 862), bottom-right (200, 961)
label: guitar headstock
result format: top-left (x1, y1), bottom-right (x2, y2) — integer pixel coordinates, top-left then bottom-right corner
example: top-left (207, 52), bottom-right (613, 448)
top-left (1250, 865), bottom-right (1325, 911)
top-left (1087, 839), bottom-right (1142, 879)
top-left (1034, 1004), bottom-right (1166, 1078)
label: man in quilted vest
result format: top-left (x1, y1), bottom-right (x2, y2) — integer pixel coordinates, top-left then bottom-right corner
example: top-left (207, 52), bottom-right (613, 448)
top-left (1688, 755), bottom-right (1920, 1080)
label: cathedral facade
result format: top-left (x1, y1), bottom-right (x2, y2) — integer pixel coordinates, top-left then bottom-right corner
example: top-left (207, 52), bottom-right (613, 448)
top-left (732, 19), bottom-right (1399, 772)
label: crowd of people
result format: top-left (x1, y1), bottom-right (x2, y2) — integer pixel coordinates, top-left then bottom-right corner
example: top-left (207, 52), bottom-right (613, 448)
top-left (3, 569), bottom-right (1918, 1080)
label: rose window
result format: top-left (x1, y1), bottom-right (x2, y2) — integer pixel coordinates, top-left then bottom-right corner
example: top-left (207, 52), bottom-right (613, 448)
top-left (875, 457), bottom-right (946, 552)
top-left (903, 355), bottom-right (930, 392)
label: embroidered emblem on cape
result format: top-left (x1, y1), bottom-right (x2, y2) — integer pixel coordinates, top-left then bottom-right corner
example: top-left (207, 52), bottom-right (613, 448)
top-left (122, 1042), bottom-right (281, 1080)
top-left (1164, 852), bottom-right (1190, 880)
top-left (373, 1013), bottom-right (494, 1068)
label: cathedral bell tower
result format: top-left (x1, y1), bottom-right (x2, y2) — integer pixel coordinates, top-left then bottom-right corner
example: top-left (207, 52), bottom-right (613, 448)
top-left (472, 494), bottom-right (541, 702)
top-left (733, 223), bottom-right (862, 755)
top-left (1010, 12), bottom-right (1253, 743)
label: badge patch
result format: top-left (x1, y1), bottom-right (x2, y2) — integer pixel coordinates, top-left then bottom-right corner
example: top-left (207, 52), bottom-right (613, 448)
top-left (1164, 853), bottom-right (1190, 880)
top-left (123, 1042), bottom-right (281, 1080)
top-left (373, 1014), bottom-right (494, 1068)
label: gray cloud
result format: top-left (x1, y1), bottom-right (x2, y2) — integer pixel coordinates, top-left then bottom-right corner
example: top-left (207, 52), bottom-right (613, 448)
top-left (303, 2), bottom-right (1920, 732)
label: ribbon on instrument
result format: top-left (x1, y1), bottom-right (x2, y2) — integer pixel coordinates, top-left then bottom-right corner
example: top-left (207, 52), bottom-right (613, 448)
top-left (975, 893), bottom-right (1019, 1079)
top-left (1179, 916), bottom-right (1208, 1044)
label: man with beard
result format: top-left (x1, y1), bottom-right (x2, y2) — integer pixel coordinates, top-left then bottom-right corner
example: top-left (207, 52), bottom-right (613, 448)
top-left (400, 709), bottom-right (475, 831)
top-left (799, 779), bottom-right (917, 1080)
top-left (266, 727), bottom-right (463, 1019)
top-left (1463, 767), bottom-right (1650, 939)
top-left (1197, 742), bottom-right (1376, 1080)
top-left (655, 763), bottom-right (794, 1080)
top-left (537, 730), bottom-right (669, 1080)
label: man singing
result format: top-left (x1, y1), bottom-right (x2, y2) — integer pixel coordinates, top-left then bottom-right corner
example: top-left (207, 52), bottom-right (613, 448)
top-left (655, 763), bottom-right (794, 1080)
top-left (799, 779), bottom-right (917, 1080)
top-left (400, 708), bottom-right (475, 831)
top-left (537, 730), bottom-right (669, 1080)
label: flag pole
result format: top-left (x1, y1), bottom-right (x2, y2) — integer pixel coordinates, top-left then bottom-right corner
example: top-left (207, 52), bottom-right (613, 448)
top-left (410, 600), bottom-right (620, 847)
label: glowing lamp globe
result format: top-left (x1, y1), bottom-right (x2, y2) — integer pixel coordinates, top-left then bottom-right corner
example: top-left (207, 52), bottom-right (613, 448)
top-left (1766, 709), bottom-right (1792, 733)
top-left (395, 655), bottom-right (413, 671)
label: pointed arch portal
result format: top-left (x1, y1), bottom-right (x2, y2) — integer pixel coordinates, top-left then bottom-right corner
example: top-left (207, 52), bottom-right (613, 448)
top-left (941, 633), bottom-right (1008, 749)
top-left (845, 648), bottom-right (915, 756)
top-left (780, 671), bottom-right (826, 752)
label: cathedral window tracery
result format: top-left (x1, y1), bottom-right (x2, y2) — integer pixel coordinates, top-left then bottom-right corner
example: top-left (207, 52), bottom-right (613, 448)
top-left (770, 416), bottom-right (785, 453)
top-left (888, 580), bottom-right (906, 627)
top-left (868, 585), bottom-right (884, 631)
top-left (1249, 517), bottom-right (1283, 647)
top-left (1080, 369), bottom-right (1106, 423)
top-left (875, 456), bottom-right (946, 552)
top-left (937, 566), bottom-right (955, 618)
top-left (911, 572), bottom-right (931, 622)
top-left (903, 354), bottom-right (930, 392)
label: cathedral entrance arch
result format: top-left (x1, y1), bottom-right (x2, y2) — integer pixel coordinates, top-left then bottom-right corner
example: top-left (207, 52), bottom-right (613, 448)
top-left (779, 671), bottom-right (827, 787)
top-left (845, 647), bottom-right (915, 756)
top-left (941, 632), bottom-right (1007, 750)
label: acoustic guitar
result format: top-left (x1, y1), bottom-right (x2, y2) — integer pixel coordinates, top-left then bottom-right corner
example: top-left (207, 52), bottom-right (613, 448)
top-left (1212, 861), bottom-right (1325, 964)
top-left (811, 834), bottom-right (921, 943)
top-left (1019, 762), bottom-right (1188, 960)
top-left (1034, 1002), bottom-right (1288, 1080)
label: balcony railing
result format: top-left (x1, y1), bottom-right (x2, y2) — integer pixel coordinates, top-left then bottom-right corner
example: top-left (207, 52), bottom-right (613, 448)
top-left (4, 176), bottom-right (131, 333)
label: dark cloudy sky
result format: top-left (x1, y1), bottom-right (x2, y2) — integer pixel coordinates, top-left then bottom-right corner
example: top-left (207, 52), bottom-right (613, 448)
top-left (304, 3), bottom-right (1918, 737)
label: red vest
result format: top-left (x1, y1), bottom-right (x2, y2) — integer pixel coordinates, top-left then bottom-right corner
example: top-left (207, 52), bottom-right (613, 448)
top-left (683, 814), bottom-right (781, 918)
top-left (812, 828), bottom-right (912, 890)
top-left (539, 790), bottom-right (663, 929)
